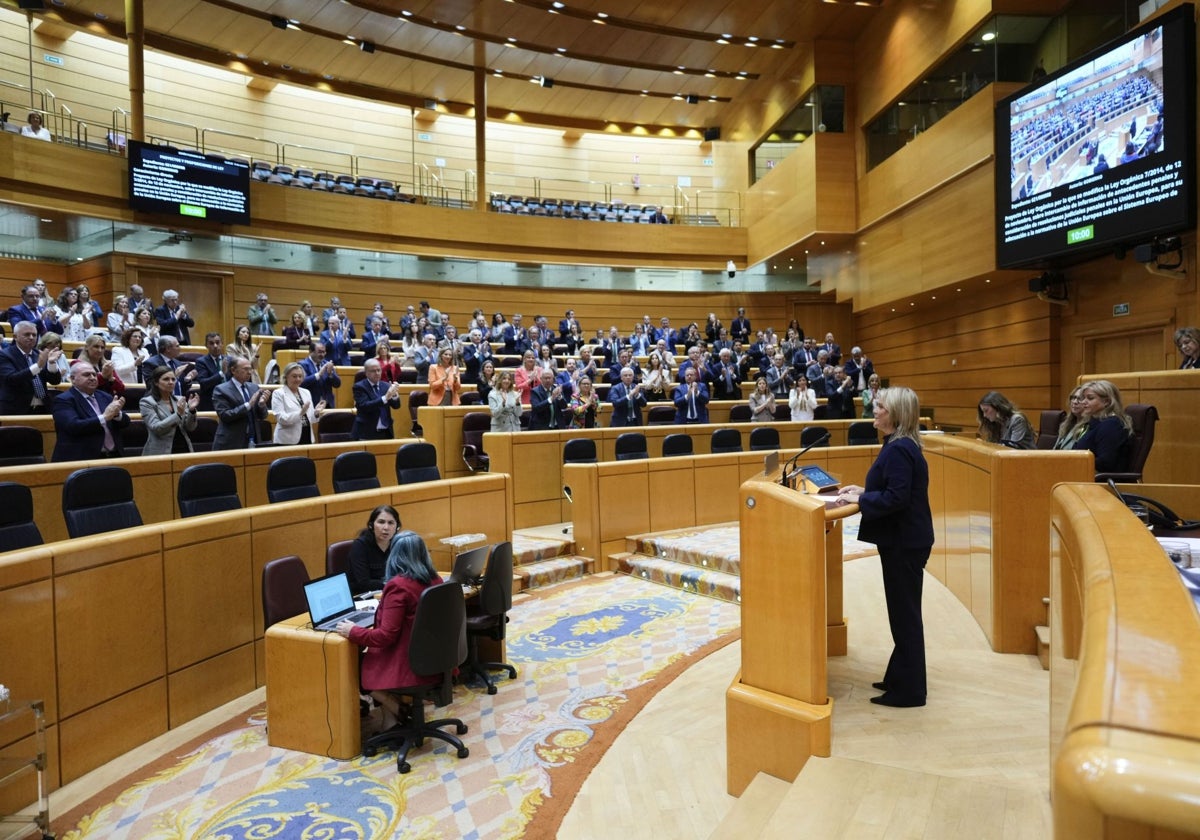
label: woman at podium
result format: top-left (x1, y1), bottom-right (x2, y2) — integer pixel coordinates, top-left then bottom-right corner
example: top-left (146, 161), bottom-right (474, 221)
top-left (836, 386), bottom-right (934, 708)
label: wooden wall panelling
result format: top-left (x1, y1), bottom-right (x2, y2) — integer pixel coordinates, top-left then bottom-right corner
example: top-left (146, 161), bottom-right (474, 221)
top-left (166, 645), bottom-right (257, 729)
top-left (647, 458), bottom-right (697, 534)
top-left (0, 727), bottom-right (59, 814)
top-left (56, 680), bottom-right (168, 785)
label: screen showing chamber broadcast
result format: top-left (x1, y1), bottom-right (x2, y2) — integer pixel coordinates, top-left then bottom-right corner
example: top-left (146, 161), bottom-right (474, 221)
top-left (995, 5), bottom-right (1194, 269)
top-left (128, 141), bottom-right (251, 226)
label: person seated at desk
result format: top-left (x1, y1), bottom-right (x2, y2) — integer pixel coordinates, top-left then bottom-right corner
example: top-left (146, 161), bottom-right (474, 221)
top-left (1175, 326), bottom-right (1199, 370)
top-left (348, 505), bottom-right (400, 594)
top-left (334, 530), bottom-right (444, 728)
top-left (1053, 386), bottom-right (1087, 450)
top-left (281, 311), bottom-right (314, 350)
top-left (74, 334), bottom-right (125, 399)
top-left (1071, 379), bottom-right (1133, 473)
top-left (21, 111), bottom-right (50, 141)
top-left (976, 391), bottom-right (1035, 449)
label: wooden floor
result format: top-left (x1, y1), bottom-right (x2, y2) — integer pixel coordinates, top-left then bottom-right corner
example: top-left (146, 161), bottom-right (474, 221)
top-left (559, 555), bottom-right (1051, 839)
top-left (45, 554), bottom-right (1051, 839)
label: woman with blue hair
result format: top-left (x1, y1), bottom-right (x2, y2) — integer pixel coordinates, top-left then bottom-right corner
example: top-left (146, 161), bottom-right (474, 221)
top-left (335, 530), bottom-right (443, 726)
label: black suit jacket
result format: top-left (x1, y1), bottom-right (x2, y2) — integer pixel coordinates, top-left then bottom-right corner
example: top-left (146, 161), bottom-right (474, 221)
top-left (529, 384), bottom-right (568, 430)
top-left (51, 387), bottom-right (129, 461)
top-left (352, 378), bottom-right (400, 439)
top-left (6, 304), bottom-right (45, 335)
top-left (154, 305), bottom-right (194, 345)
top-left (193, 353), bottom-right (226, 411)
top-left (0, 343), bottom-right (60, 415)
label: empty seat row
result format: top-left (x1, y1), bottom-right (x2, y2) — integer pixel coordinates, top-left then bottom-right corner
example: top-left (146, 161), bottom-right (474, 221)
top-left (250, 162), bottom-right (418, 202)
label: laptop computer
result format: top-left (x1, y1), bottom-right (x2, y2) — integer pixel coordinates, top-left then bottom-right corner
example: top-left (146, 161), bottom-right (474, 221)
top-left (303, 572), bottom-right (377, 632)
top-left (448, 543), bottom-right (490, 584)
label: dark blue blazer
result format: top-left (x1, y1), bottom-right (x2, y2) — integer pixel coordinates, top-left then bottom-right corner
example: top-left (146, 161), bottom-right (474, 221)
top-left (528, 385), bottom-right (568, 430)
top-left (0, 342), bottom-right (60, 415)
top-left (5, 304), bottom-right (45, 335)
top-left (154, 305), bottom-right (194, 345)
top-left (608, 382), bottom-right (646, 427)
top-left (352, 378), bottom-right (400, 439)
top-left (672, 382), bottom-right (709, 424)
top-left (300, 357), bottom-right (342, 406)
top-left (51, 387), bottom-right (130, 461)
top-left (193, 353), bottom-right (226, 411)
top-left (320, 331), bottom-right (352, 366)
top-left (857, 435), bottom-right (934, 550)
top-left (1072, 416), bottom-right (1131, 474)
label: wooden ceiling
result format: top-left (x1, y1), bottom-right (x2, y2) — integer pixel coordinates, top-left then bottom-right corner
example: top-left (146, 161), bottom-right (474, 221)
top-left (38, 0), bottom-right (882, 134)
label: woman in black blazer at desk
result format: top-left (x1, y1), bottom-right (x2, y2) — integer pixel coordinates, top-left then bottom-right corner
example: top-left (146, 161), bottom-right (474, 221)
top-left (1071, 379), bottom-right (1133, 474)
top-left (837, 386), bottom-right (934, 708)
top-left (348, 505), bottom-right (400, 594)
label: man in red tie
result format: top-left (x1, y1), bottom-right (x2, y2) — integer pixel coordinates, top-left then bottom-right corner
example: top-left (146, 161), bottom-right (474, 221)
top-left (51, 362), bottom-right (129, 461)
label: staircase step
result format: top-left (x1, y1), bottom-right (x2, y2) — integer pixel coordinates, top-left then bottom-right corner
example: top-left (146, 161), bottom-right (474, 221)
top-left (511, 532), bottom-right (576, 567)
top-left (625, 523), bottom-right (742, 575)
top-left (514, 555), bottom-right (593, 591)
top-left (707, 772), bottom-right (792, 840)
top-left (1035, 624), bottom-right (1050, 671)
top-left (617, 553), bottom-right (741, 604)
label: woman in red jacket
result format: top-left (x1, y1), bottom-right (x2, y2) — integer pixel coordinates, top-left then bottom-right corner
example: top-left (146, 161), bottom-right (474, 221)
top-left (335, 530), bottom-right (443, 726)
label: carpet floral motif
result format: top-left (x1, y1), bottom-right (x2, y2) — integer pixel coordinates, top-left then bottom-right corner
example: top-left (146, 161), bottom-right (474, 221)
top-left (58, 576), bottom-right (740, 840)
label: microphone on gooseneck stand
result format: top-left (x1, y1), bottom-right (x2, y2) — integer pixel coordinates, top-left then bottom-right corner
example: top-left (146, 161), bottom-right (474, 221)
top-left (779, 432), bottom-right (832, 488)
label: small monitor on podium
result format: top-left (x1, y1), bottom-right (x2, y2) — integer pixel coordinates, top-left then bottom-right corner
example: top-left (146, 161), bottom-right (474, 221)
top-left (763, 451), bottom-right (779, 476)
top-left (798, 465), bottom-right (839, 491)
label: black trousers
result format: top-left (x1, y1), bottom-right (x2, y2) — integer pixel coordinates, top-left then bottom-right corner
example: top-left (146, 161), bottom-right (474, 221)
top-left (879, 545), bottom-right (931, 700)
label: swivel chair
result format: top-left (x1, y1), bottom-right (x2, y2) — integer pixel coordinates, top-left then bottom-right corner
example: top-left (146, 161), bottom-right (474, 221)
top-left (332, 451), bottom-right (381, 493)
top-left (646, 405), bottom-right (675, 425)
top-left (661, 433), bottom-right (694, 457)
top-left (563, 438), bottom-right (598, 464)
top-left (177, 463), bottom-right (242, 517)
top-left (0, 482), bottom-right (43, 552)
top-left (1036, 410), bottom-right (1067, 450)
top-left (464, 541), bottom-right (517, 695)
top-left (614, 432), bottom-right (648, 461)
top-left (395, 442), bottom-right (441, 485)
top-left (262, 555), bottom-right (310, 630)
top-left (710, 428), bottom-right (742, 454)
top-left (325, 539), bottom-right (353, 578)
top-left (749, 427), bottom-right (780, 452)
top-left (266, 456), bottom-right (321, 503)
top-left (728, 405), bottom-right (752, 422)
top-left (461, 412), bottom-right (491, 473)
top-left (847, 422), bottom-right (878, 446)
top-left (62, 466), bottom-right (142, 538)
top-left (0, 426), bottom-right (44, 466)
top-left (316, 411), bottom-right (356, 444)
top-left (800, 426), bottom-right (830, 448)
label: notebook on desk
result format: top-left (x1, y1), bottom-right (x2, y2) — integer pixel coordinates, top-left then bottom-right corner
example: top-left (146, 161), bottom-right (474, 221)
top-left (303, 572), bottom-right (377, 632)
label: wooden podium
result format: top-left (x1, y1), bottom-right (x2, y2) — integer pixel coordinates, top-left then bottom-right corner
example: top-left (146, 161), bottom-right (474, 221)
top-left (725, 469), bottom-right (857, 795)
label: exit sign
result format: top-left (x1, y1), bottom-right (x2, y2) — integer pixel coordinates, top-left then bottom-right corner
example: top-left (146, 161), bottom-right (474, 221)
top-left (43, 54), bottom-right (63, 66)
top-left (702, 158), bottom-right (714, 166)
top-left (1113, 303), bottom-right (1130, 317)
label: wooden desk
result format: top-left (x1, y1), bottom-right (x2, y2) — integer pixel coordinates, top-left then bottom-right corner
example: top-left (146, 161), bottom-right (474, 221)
top-left (265, 615), bottom-right (361, 759)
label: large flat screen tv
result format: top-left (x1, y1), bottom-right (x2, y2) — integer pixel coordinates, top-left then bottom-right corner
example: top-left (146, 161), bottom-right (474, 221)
top-left (128, 140), bottom-right (251, 226)
top-left (995, 4), bottom-right (1195, 269)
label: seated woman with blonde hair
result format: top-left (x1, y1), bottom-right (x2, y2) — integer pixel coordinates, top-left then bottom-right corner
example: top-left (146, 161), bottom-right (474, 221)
top-left (1070, 379), bottom-right (1133, 473)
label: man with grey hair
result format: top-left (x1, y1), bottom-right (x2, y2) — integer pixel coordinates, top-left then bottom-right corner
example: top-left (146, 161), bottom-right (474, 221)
top-left (709, 347), bottom-right (741, 400)
top-left (154, 289), bottom-right (194, 345)
top-left (247, 293), bottom-right (277, 336)
top-left (463, 328), bottom-right (493, 385)
top-left (608, 366), bottom-right (646, 427)
top-left (0, 320), bottom-right (61, 414)
top-left (353, 358), bottom-right (401, 440)
top-left (141, 335), bottom-right (197, 394)
top-left (51, 361), bottom-right (129, 461)
top-left (213, 357), bottom-right (269, 450)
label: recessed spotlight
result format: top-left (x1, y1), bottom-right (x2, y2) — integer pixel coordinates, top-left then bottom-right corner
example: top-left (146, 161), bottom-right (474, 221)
top-left (39, 218), bottom-right (52, 223)
top-left (981, 31), bottom-right (996, 41)
top-left (716, 38), bottom-right (729, 45)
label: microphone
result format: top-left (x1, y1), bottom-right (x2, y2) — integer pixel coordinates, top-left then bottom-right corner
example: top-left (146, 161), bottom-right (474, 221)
top-left (562, 485), bottom-right (573, 504)
top-left (779, 432), bottom-right (832, 487)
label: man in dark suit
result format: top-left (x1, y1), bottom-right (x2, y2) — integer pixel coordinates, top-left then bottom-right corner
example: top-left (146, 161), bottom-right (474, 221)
top-left (655, 317), bottom-right (678, 348)
top-left (503, 314), bottom-right (530, 356)
top-left (299, 342), bottom-right (341, 407)
top-left (462, 329), bottom-right (493, 385)
top-left (193, 332), bottom-right (226, 412)
top-left (529, 370), bottom-right (568, 430)
top-left (320, 315), bottom-right (352, 366)
top-left (51, 361), bottom-right (129, 461)
top-left (1, 321), bottom-right (62, 415)
top-left (672, 366), bottom-right (710, 424)
top-left (6, 286), bottom-right (46, 336)
top-left (141, 336), bottom-right (198, 397)
top-left (212, 357), bottom-right (268, 450)
top-left (821, 332), bottom-right (842, 366)
top-left (843, 346), bottom-right (875, 393)
top-left (154, 290), bottom-right (194, 345)
top-left (607, 348), bottom-right (641, 385)
top-left (708, 348), bottom-right (742, 401)
top-left (730, 307), bottom-right (752, 343)
top-left (608, 367), bottom-right (646, 427)
top-left (558, 309), bottom-right (580, 340)
top-left (353, 358), bottom-right (401, 440)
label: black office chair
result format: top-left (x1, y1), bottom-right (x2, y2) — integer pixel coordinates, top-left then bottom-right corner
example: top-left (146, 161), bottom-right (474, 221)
top-left (395, 442), bottom-right (441, 485)
top-left (749, 426), bottom-right (780, 451)
top-left (266, 456), bottom-right (321, 503)
top-left (847, 421), bottom-right (878, 446)
top-left (461, 412), bottom-right (491, 473)
top-left (118, 420), bottom-right (148, 458)
top-left (460, 391), bottom-right (483, 406)
top-left (1036, 410), bottom-right (1067, 450)
top-left (0, 426), bottom-right (45, 466)
top-left (0, 482), bottom-right (43, 552)
top-left (728, 405), bottom-right (752, 422)
top-left (710, 428), bottom-right (742, 454)
top-left (563, 438), bottom-right (598, 464)
top-left (800, 426), bottom-right (830, 448)
top-left (326, 539), bottom-right (353, 577)
top-left (646, 405), bottom-right (675, 425)
top-left (408, 390), bottom-right (428, 436)
top-left (62, 466), bottom-right (143, 539)
top-left (177, 463), bottom-right (242, 517)
top-left (362, 581), bottom-right (470, 773)
top-left (615, 432), bottom-right (648, 460)
top-left (464, 541), bottom-right (517, 695)
top-left (332, 451), bottom-right (381, 493)
top-left (1096, 404), bottom-right (1158, 483)
top-left (189, 417), bottom-right (219, 452)
top-left (661, 433), bottom-right (693, 457)
top-left (317, 411), bottom-right (356, 444)
top-left (262, 555), bottom-right (310, 630)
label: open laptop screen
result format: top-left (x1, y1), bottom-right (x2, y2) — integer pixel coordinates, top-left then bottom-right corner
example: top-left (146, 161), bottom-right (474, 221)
top-left (304, 572), bottom-right (356, 626)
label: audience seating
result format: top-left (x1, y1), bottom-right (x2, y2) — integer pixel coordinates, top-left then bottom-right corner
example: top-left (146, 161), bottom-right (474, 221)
top-left (190, 417), bottom-right (219, 452)
top-left (710, 428), bottom-right (742, 454)
top-left (661, 433), bottom-right (694, 458)
top-left (728, 405), bottom-right (752, 422)
top-left (317, 411), bottom-right (356, 444)
top-left (177, 463), bottom-right (242, 517)
top-left (1095, 404), bottom-right (1158, 483)
top-left (266, 457), bottom-right (321, 503)
top-left (460, 391), bottom-right (482, 406)
top-left (615, 432), bottom-right (649, 460)
top-left (464, 541), bottom-right (517, 695)
top-left (395, 442), bottom-right (441, 485)
top-left (847, 421), bottom-right (878, 446)
top-left (1036, 410), bottom-right (1067, 450)
top-left (563, 438), bottom-right (598, 464)
top-left (646, 405), bottom-right (675, 425)
top-left (261, 555), bottom-right (310, 630)
top-left (0, 426), bottom-right (45, 466)
top-left (0, 482), bottom-right (43, 552)
top-left (749, 427), bottom-right (780, 452)
top-left (461, 412), bottom-right (491, 473)
top-left (62, 466), bottom-right (143, 538)
top-left (118, 420), bottom-right (148, 458)
top-left (361, 581), bottom-right (470, 773)
top-left (326, 540), bottom-right (353, 578)
top-left (331, 451), bottom-right (381, 493)
top-left (408, 390), bottom-right (428, 435)
top-left (800, 426), bottom-right (831, 448)
top-left (812, 405), bottom-right (829, 420)
top-left (773, 404), bottom-right (792, 421)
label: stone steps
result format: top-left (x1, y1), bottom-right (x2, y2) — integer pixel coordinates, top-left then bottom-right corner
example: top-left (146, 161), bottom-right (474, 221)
top-left (614, 551), bottom-right (741, 605)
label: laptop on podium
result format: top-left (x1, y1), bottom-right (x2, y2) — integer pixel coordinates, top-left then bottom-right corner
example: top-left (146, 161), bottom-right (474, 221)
top-left (303, 572), bottom-right (376, 632)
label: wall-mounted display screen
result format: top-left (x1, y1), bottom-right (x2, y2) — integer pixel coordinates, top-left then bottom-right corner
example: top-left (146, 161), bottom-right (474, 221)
top-left (995, 4), bottom-right (1195, 268)
top-left (128, 140), bottom-right (250, 226)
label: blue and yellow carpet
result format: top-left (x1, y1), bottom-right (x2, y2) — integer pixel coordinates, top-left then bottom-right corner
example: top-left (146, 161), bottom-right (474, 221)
top-left (57, 574), bottom-right (741, 839)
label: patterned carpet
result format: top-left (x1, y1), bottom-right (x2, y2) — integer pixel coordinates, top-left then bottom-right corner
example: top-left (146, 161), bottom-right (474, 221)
top-left (57, 575), bottom-right (741, 840)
